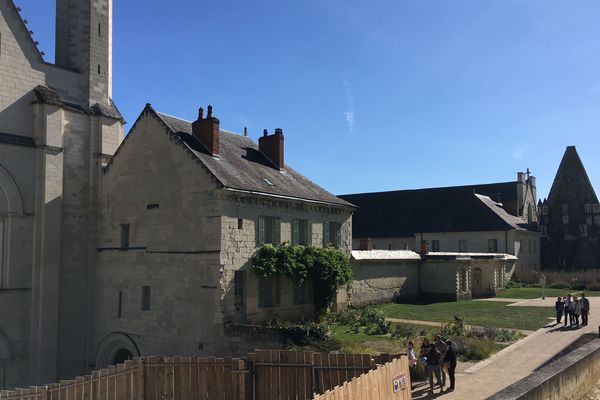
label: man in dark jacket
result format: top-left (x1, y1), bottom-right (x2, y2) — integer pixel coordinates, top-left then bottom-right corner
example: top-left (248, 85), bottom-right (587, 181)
top-left (581, 294), bottom-right (590, 326)
top-left (444, 341), bottom-right (457, 391)
top-left (555, 296), bottom-right (564, 324)
top-left (426, 343), bottom-right (443, 395)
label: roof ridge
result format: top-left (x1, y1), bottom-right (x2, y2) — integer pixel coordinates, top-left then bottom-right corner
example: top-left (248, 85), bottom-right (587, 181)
top-left (339, 181), bottom-right (518, 197)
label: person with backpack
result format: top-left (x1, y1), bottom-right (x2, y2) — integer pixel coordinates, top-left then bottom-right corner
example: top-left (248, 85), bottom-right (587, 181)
top-left (426, 340), bottom-right (443, 395)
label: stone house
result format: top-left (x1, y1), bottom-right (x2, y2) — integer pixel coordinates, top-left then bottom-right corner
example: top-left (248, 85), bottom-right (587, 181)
top-left (0, 0), bottom-right (123, 388)
top-left (539, 146), bottom-right (600, 269)
top-left (349, 250), bottom-right (516, 304)
top-left (340, 177), bottom-right (541, 273)
top-left (92, 105), bottom-right (354, 368)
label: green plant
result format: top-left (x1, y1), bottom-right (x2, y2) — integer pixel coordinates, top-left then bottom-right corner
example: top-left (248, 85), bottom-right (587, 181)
top-left (364, 321), bottom-right (391, 335)
top-left (391, 324), bottom-right (418, 339)
top-left (453, 337), bottom-right (497, 361)
top-left (505, 280), bottom-right (524, 288)
top-left (268, 317), bottom-right (330, 345)
top-left (411, 358), bottom-right (427, 382)
top-left (252, 243), bottom-right (353, 315)
top-left (359, 307), bottom-right (387, 326)
top-left (336, 308), bottom-right (360, 326)
top-left (549, 281), bottom-right (569, 289)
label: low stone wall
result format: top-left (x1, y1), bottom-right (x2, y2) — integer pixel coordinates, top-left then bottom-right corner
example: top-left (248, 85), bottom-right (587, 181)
top-left (348, 260), bottom-right (419, 306)
top-left (487, 338), bottom-right (600, 400)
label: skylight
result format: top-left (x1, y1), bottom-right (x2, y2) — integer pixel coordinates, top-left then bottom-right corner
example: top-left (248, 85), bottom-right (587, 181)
top-left (262, 178), bottom-right (274, 186)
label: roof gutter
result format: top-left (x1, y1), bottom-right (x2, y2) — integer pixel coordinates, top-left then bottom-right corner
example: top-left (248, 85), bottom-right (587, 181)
top-left (221, 187), bottom-right (356, 209)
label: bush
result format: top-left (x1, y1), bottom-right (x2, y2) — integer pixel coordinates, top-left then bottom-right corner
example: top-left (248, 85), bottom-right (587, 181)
top-left (505, 280), bottom-right (524, 288)
top-left (268, 316), bottom-right (330, 346)
top-left (391, 324), bottom-right (417, 339)
top-left (569, 278), bottom-right (588, 290)
top-left (453, 337), bottom-right (497, 361)
top-left (549, 281), bottom-right (569, 289)
top-left (359, 307), bottom-right (387, 326)
top-left (364, 320), bottom-right (391, 335)
top-left (586, 283), bottom-right (600, 291)
top-left (410, 358), bottom-right (427, 382)
top-left (336, 308), bottom-right (360, 326)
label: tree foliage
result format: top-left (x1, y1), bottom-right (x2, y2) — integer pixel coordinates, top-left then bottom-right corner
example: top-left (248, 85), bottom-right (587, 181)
top-left (252, 243), bottom-right (352, 313)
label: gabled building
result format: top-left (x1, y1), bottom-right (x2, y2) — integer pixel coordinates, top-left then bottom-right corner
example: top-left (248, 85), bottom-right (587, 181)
top-left (340, 175), bottom-right (540, 273)
top-left (539, 146), bottom-right (600, 269)
top-left (92, 105), bottom-right (354, 368)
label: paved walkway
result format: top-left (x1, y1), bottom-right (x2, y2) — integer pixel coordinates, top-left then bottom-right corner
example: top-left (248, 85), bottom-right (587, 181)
top-left (412, 296), bottom-right (600, 400)
top-left (386, 317), bottom-right (535, 335)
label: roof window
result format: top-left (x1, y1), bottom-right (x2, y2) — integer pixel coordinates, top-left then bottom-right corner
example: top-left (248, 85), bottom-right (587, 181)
top-left (262, 178), bottom-right (274, 186)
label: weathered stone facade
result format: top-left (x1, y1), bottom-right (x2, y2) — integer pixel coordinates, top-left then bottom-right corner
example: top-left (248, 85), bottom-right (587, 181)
top-left (0, 0), bottom-right (123, 388)
top-left (92, 107), bottom-right (354, 368)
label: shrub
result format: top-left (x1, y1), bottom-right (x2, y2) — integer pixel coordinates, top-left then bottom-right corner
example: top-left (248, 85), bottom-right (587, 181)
top-left (505, 280), bottom-right (524, 288)
top-left (359, 307), bottom-right (387, 326)
top-left (410, 358), bottom-right (427, 382)
top-left (549, 281), bottom-right (569, 289)
top-left (364, 321), bottom-right (391, 335)
top-left (453, 337), bottom-right (497, 361)
top-left (268, 317), bottom-right (330, 345)
top-left (336, 308), bottom-right (360, 326)
top-left (391, 324), bottom-right (417, 339)
top-left (569, 278), bottom-right (588, 290)
top-left (586, 283), bottom-right (600, 291)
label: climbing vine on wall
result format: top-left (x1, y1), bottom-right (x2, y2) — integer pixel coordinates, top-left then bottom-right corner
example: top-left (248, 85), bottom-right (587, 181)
top-left (252, 243), bottom-right (353, 314)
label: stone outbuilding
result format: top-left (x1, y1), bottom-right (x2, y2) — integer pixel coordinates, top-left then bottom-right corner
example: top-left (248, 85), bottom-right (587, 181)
top-left (349, 250), bottom-right (517, 305)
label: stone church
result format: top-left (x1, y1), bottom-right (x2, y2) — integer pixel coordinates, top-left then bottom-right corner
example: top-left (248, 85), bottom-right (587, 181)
top-left (539, 146), bottom-right (600, 269)
top-left (0, 0), bottom-right (354, 389)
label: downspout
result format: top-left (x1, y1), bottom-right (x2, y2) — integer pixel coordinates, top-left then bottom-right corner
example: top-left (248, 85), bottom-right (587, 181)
top-left (505, 230), bottom-right (509, 254)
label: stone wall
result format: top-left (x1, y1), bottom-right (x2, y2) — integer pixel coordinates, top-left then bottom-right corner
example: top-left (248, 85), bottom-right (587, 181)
top-left (487, 339), bottom-right (600, 400)
top-left (348, 260), bottom-right (419, 306)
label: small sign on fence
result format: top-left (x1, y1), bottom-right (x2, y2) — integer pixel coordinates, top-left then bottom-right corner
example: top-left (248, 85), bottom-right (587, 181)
top-left (392, 373), bottom-right (407, 392)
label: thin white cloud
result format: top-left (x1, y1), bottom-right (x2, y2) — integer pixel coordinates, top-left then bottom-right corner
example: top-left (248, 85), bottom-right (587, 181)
top-left (343, 78), bottom-right (355, 133)
top-left (513, 145), bottom-right (528, 159)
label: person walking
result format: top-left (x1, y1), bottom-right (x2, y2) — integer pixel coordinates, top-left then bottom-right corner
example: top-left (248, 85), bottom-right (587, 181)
top-left (573, 297), bottom-right (581, 327)
top-left (565, 294), bottom-right (574, 326)
top-left (434, 334), bottom-right (448, 388)
top-left (425, 342), bottom-right (443, 395)
top-left (555, 296), bottom-right (564, 324)
top-left (581, 293), bottom-right (590, 326)
top-left (444, 341), bottom-right (457, 392)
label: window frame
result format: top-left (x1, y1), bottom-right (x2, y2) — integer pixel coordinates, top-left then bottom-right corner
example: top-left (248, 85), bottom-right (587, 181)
top-left (323, 221), bottom-right (342, 248)
top-left (258, 275), bottom-right (281, 308)
top-left (257, 216), bottom-right (281, 245)
top-left (292, 219), bottom-right (312, 246)
top-left (488, 239), bottom-right (498, 253)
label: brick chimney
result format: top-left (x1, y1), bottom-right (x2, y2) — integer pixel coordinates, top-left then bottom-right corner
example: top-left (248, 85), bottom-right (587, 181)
top-left (192, 105), bottom-right (220, 156)
top-left (259, 128), bottom-right (284, 170)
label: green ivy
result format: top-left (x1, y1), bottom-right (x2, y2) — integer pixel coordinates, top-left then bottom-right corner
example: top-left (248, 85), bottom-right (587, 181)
top-left (252, 243), bottom-right (352, 314)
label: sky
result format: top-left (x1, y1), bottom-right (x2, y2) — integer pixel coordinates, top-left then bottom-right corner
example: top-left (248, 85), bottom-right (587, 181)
top-left (17, 0), bottom-right (600, 200)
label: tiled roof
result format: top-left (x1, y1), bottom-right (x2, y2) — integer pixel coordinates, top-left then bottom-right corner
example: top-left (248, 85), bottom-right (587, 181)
top-left (340, 186), bottom-right (529, 238)
top-left (547, 146), bottom-right (598, 204)
top-left (153, 110), bottom-right (353, 207)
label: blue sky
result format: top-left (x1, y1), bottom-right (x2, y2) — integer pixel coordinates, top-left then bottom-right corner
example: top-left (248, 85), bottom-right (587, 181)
top-left (19, 0), bottom-right (600, 199)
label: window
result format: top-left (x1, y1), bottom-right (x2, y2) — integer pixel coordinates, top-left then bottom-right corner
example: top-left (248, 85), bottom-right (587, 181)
top-left (141, 286), bottom-right (151, 311)
top-left (431, 240), bottom-right (440, 252)
top-left (293, 282), bottom-right (311, 305)
top-left (238, 218), bottom-right (243, 230)
top-left (488, 239), bottom-right (498, 253)
top-left (98, 64), bottom-right (101, 74)
top-left (585, 204), bottom-right (592, 213)
top-left (542, 206), bottom-right (548, 216)
top-left (562, 203), bottom-right (569, 215)
top-left (292, 219), bottom-right (312, 246)
top-left (388, 244), bottom-right (392, 250)
top-left (118, 291), bottom-right (122, 319)
top-left (323, 222), bottom-right (342, 248)
top-left (257, 216), bottom-right (281, 245)
top-left (120, 224), bottom-right (130, 249)
top-left (518, 239), bottom-right (523, 254)
top-left (146, 203), bottom-right (159, 210)
top-left (533, 240), bottom-right (537, 253)
top-left (581, 225), bottom-right (588, 237)
top-left (458, 240), bottom-right (468, 253)
top-left (259, 276), bottom-right (280, 308)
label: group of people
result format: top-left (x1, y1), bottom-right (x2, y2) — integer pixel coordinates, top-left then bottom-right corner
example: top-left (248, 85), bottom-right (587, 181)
top-left (407, 334), bottom-right (457, 395)
top-left (555, 293), bottom-right (591, 327)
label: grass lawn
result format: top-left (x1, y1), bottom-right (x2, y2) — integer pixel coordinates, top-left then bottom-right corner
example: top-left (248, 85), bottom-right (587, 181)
top-left (377, 300), bottom-right (554, 331)
top-left (497, 287), bottom-right (600, 299)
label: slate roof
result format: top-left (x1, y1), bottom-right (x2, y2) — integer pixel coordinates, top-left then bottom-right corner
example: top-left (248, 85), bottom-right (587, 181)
top-left (33, 85), bottom-right (124, 121)
top-left (547, 146), bottom-right (598, 204)
top-left (339, 187), bottom-right (529, 238)
top-left (0, 132), bottom-right (36, 148)
top-left (152, 110), bottom-right (353, 207)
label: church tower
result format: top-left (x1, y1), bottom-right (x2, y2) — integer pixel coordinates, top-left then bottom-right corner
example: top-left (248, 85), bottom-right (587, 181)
top-left (55, 0), bottom-right (113, 105)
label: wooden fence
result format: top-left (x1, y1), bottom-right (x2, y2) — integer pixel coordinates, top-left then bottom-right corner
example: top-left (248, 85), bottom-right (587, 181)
top-left (313, 357), bottom-right (412, 400)
top-left (0, 351), bottom-right (405, 400)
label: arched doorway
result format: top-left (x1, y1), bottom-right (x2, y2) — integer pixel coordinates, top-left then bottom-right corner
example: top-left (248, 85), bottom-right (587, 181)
top-left (113, 348), bottom-right (133, 364)
top-left (95, 332), bottom-right (140, 368)
top-left (472, 267), bottom-right (483, 297)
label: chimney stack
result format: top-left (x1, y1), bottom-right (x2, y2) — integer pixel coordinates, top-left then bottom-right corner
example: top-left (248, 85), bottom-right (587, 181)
top-left (259, 128), bottom-right (285, 170)
top-left (192, 105), bottom-right (220, 156)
